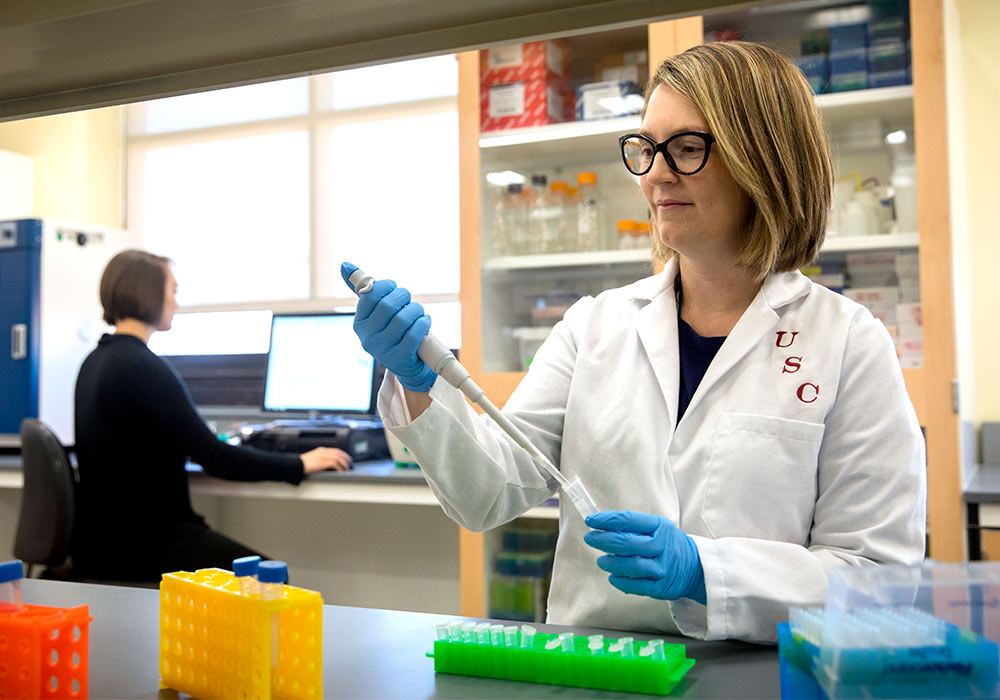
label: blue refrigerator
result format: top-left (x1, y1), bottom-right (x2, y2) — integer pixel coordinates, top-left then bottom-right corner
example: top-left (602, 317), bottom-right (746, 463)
top-left (0, 218), bottom-right (140, 446)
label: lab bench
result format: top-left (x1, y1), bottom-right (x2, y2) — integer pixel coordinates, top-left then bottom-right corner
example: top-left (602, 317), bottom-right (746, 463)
top-left (963, 464), bottom-right (1000, 561)
top-left (0, 455), bottom-right (558, 615)
top-left (21, 577), bottom-right (781, 698)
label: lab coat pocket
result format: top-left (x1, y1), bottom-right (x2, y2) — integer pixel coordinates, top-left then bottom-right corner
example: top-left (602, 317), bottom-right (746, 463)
top-left (702, 413), bottom-right (824, 542)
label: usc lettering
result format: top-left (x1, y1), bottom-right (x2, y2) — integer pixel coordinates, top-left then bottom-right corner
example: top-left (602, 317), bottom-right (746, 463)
top-left (776, 331), bottom-right (820, 403)
top-left (797, 383), bottom-right (820, 403)
top-left (782, 356), bottom-right (802, 374)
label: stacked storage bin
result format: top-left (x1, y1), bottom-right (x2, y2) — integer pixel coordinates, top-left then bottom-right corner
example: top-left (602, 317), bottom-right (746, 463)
top-left (866, 0), bottom-right (911, 88)
top-left (488, 523), bottom-right (557, 622)
top-left (795, 0), bottom-right (911, 94)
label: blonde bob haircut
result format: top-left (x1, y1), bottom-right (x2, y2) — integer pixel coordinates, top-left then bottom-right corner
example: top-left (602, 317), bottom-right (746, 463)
top-left (645, 41), bottom-right (833, 279)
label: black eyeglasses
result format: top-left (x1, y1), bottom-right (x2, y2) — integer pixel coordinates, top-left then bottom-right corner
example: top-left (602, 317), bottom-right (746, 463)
top-left (619, 132), bottom-right (716, 176)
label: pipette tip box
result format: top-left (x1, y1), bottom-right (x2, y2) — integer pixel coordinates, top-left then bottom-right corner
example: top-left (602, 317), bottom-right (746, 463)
top-left (779, 561), bottom-right (1000, 699)
top-left (428, 619), bottom-right (694, 695)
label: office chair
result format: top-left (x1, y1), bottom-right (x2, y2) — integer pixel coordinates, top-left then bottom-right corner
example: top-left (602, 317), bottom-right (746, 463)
top-left (14, 418), bottom-right (77, 579)
top-left (13, 418), bottom-right (157, 587)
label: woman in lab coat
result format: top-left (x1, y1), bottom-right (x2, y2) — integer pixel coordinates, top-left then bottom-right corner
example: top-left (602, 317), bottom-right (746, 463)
top-left (343, 41), bottom-right (926, 643)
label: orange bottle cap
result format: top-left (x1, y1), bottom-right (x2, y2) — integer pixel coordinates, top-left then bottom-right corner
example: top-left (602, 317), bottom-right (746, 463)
top-left (577, 172), bottom-right (597, 185)
top-left (550, 181), bottom-right (569, 192)
top-left (616, 219), bottom-right (637, 232)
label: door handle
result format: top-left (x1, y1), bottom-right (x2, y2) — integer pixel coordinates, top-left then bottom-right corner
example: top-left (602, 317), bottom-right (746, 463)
top-left (10, 323), bottom-right (26, 359)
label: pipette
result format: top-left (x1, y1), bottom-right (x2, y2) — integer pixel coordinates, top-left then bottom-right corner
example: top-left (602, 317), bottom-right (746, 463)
top-left (346, 266), bottom-right (599, 519)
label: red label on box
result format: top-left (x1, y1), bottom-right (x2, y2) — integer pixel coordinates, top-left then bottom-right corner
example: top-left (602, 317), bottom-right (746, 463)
top-left (480, 78), bottom-right (575, 132)
top-left (480, 40), bottom-right (570, 87)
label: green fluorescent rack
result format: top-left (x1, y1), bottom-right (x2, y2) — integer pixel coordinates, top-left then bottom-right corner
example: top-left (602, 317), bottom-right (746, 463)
top-left (427, 620), bottom-right (695, 696)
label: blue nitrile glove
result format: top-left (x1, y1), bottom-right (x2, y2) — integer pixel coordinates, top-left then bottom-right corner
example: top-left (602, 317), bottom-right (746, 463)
top-left (584, 510), bottom-right (707, 605)
top-left (341, 262), bottom-right (437, 392)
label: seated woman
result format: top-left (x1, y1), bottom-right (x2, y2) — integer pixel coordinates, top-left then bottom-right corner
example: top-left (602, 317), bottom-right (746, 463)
top-left (72, 249), bottom-right (350, 581)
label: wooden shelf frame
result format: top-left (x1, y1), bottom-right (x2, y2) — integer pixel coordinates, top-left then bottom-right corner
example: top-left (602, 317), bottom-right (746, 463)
top-left (457, 1), bottom-right (962, 617)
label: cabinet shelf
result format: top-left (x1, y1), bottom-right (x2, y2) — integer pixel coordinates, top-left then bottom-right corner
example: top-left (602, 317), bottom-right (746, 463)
top-left (482, 233), bottom-right (918, 273)
top-left (483, 248), bottom-right (652, 271)
top-left (478, 86), bottom-right (913, 168)
top-left (821, 232), bottom-right (919, 251)
top-left (816, 85), bottom-right (914, 126)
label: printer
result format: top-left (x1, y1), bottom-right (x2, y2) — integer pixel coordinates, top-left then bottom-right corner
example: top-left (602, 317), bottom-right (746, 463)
top-left (240, 418), bottom-right (389, 462)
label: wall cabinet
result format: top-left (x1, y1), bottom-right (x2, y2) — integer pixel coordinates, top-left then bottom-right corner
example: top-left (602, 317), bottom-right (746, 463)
top-left (456, 0), bottom-right (959, 617)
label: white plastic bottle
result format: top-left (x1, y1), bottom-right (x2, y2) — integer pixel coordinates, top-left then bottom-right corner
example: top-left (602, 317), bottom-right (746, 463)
top-left (575, 172), bottom-right (602, 251)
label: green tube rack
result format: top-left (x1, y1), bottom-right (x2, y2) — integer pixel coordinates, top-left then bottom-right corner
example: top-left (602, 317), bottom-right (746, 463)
top-left (427, 620), bottom-right (695, 696)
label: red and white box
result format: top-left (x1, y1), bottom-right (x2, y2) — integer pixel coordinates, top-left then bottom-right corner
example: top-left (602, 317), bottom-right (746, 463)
top-left (480, 40), bottom-right (570, 87)
top-left (480, 78), bottom-right (575, 132)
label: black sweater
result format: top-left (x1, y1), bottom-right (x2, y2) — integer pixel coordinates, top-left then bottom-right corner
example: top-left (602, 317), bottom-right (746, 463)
top-left (73, 334), bottom-right (303, 558)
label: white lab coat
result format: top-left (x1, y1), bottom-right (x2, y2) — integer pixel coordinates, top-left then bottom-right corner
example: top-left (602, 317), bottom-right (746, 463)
top-left (379, 258), bottom-right (926, 643)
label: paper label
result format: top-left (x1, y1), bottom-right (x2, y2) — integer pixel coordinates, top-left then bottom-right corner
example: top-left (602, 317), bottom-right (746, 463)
top-left (488, 45), bottom-right (523, 70)
top-left (547, 42), bottom-right (564, 75)
top-left (490, 83), bottom-right (526, 118)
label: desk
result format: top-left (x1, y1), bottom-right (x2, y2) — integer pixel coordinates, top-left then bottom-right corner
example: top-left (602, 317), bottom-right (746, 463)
top-left (23, 578), bottom-right (780, 699)
top-left (963, 464), bottom-right (1000, 560)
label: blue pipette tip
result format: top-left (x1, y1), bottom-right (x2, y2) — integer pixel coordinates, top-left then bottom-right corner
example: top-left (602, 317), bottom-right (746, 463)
top-left (232, 555), bottom-right (262, 577)
top-left (258, 560), bottom-right (288, 584)
top-left (0, 559), bottom-right (24, 583)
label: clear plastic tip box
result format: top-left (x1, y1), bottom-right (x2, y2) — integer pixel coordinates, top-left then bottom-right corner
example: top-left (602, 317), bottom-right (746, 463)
top-left (779, 562), bottom-right (1000, 699)
top-left (159, 568), bottom-right (322, 700)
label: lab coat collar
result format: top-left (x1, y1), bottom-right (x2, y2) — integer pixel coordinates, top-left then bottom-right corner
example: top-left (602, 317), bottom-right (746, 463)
top-left (630, 258), bottom-right (814, 429)
top-left (626, 258), bottom-right (812, 312)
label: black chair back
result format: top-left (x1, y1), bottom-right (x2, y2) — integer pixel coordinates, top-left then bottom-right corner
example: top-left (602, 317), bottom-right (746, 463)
top-left (14, 418), bottom-right (75, 567)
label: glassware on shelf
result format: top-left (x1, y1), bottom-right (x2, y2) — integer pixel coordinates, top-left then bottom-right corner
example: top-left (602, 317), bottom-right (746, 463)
top-left (575, 172), bottom-right (602, 251)
top-left (491, 183), bottom-right (525, 256)
top-left (617, 219), bottom-right (637, 249)
top-left (634, 220), bottom-right (651, 249)
top-left (524, 175), bottom-right (556, 254)
top-left (563, 185), bottom-right (580, 252)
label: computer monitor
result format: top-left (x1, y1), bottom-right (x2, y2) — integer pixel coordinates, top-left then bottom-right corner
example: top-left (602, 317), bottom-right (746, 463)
top-left (262, 312), bottom-right (377, 416)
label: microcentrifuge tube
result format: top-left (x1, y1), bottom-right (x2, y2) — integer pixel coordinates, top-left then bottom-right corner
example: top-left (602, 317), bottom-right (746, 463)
top-left (503, 625), bottom-right (519, 647)
top-left (619, 637), bottom-right (634, 657)
top-left (559, 632), bottom-right (574, 652)
top-left (520, 625), bottom-right (536, 649)
top-left (433, 621), bottom-right (450, 640)
top-left (475, 622), bottom-right (491, 645)
top-left (489, 623), bottom-right (504, 647)
top-left (447, 620), bottom-right (463, 642)
top-left (640, 639), bottom-right (665, 660)
top-left (588, 634), bottom-right (604, 655)
top-left (461, 621), bottom-right (476, 643)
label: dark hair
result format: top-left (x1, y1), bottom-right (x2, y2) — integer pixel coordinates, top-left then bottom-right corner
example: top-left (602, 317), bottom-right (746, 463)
top-left (646, 41), bottom-right (834, 278)
top-left (99, 249), bottom-right (172, 325)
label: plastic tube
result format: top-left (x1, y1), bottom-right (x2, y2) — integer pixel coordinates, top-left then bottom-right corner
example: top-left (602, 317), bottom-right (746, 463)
top-left (347, 266), bottom-right (600, 519)
top-left (258, 560), bottom-right (287, 668)
top-left (0, 560), bottom-right (24, 611)
top-left (232, 555), bottom-right (261, 596)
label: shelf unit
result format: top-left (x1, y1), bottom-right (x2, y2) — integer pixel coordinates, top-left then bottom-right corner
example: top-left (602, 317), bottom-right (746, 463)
top-left (457, 1), bottom-right (960, 617)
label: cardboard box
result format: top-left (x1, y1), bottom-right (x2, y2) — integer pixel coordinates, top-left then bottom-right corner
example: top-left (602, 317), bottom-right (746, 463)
top-left (576, 80), bottom-right (642, 120)
top-left (593, 50), bottom-right (649, 84)
top-left (480, 41), bottom-right (570, 87)
top-left (480, 78), bottom-right (574, 132)
top-left (845, 286), bottom-right (899, 305)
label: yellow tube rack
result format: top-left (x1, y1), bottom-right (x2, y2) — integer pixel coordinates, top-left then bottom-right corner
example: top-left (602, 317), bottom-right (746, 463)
top-left (159, 567), bottom-right (322, 700)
